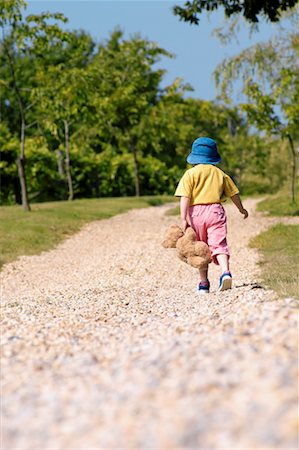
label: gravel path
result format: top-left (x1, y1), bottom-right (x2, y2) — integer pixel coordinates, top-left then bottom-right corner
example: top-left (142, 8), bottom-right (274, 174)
top-left (1, 199), bottom-right (298, 450)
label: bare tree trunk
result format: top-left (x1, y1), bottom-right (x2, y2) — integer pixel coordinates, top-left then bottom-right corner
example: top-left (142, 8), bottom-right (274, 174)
top-left (2, 29), bottom-right (30, 210)
top-left (55, 149), bottom-right (65, 178)
top-left (64, 120), bottom-right (74, 201)
top-left (132, 144), bottom-right (140, 197)
top-left (16, 118), bottom-right (30, 211)
top-left (286, 134), bottom-right (297, 204)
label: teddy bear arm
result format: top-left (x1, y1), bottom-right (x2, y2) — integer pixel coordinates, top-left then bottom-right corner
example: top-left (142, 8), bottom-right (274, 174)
top-left (162, 225), bottom-right (184, 248)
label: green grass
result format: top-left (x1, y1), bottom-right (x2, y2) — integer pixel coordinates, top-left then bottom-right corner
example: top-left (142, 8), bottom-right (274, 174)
top-left (0, 196), bottom-right (175, 269)
top-left (250, 224), bottom-right (299, 300)
top-left (251, 186), bottom-right (299, 299)
top-left (257, 188), bottom-right (299, 216)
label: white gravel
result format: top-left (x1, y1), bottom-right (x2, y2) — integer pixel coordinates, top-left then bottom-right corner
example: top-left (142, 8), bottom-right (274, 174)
top-left (1, 198), bottom-right (298, 450)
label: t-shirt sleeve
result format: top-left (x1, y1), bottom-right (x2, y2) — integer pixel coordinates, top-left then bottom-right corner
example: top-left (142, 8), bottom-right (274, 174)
top-left (223, 174), bottom-right (239, 197)
top-left (174, 171), bottom-right (193, 198)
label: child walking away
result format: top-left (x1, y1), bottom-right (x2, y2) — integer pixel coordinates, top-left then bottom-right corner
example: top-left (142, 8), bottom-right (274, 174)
top-left (175, 137), bottom-right (248, 294)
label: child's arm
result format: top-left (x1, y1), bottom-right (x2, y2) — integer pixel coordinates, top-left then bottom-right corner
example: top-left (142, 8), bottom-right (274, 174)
top-left (180, 196), bottom-right (191, 231)
top-left (231, 194), bottom-right (249, 219)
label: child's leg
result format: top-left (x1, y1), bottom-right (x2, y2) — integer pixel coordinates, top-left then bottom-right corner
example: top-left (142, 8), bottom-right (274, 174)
top-left (217, 253), bottom-right (232, 291)
top-left (206, 205), bottom-right (230, 267)
top-left (198, 267), bottom-right (210, 294)
top-left (189, 205), bottom-right (210, 293)
top-left (216, 254), bottom-right (229, 273)
top-left (199, 268), bottom-right (208, 282)
top-left (189, 205), bottom-right (209, 284)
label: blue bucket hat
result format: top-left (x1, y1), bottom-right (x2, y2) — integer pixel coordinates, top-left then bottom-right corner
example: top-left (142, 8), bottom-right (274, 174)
top-left (186, 137), bottom-right (221, 165)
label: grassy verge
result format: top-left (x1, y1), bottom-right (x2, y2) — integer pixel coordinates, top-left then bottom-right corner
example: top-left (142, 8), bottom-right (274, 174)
top-left (250, 224), bottom-right (299, 299)
top-left (0, 196), bottom-right (175, 269)
top-left (251, 187), bottom-right (299, 299)
top-left (256, 188), bottom-right (299, 216)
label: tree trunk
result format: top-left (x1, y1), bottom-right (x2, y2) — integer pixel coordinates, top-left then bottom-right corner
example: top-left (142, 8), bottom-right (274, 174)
top-left (132, 144), bottom-right (140, 197)
top-left (286, 134), bottom-right (297, 204)
top-left (55, 149), bottom-right (65, 178)
top-left (3, 34), bottom-right (30, 210)
top-left (64, 120), bottom-right (74, 201)
top-left (17, 118), bottom-right (30, 211)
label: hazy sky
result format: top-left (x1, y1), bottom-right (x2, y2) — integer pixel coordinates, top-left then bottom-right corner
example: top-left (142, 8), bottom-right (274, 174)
top-left (26, 1), bottom-right (287, 101)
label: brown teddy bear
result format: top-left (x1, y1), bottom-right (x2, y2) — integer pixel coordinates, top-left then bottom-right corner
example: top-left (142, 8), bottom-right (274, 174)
top-left (162, 225), bottom-right (212, 269)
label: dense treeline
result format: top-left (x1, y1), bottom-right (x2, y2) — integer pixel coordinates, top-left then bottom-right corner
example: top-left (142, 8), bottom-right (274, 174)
top-left (0, 1), bottom-right (295, 206)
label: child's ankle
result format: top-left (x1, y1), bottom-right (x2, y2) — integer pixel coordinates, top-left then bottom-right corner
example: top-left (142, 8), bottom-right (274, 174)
top-left (199, 279), bottom-right (210, 287)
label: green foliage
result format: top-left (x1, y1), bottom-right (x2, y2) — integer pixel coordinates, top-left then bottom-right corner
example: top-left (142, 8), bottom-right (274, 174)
top-left (0, 0), bottom-right (73, 209)
top-left (250, 224), bottom-right (299, 299)
top-left (146, 198), bottom-right (165, 206)
top-left (25, 136), bottom-right (65, 202)
top-left (221, 136), bottom-right (292, 195)
top-left (173, 0), bottom-right (299, 24)
top-left (1, 3), bottom-right (296, 205)
top-left (0, 0), bottom-right (26, 25)
top-left (0, 123), bottom-right (19, 204)
top-left (215, 33), bottom-right (299, 132)
top-left (215, 27), bottom-right (299, 202)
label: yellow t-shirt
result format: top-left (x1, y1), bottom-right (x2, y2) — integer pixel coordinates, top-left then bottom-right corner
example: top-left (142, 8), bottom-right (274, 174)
top-left (174, 164), bottom-right (239, 205)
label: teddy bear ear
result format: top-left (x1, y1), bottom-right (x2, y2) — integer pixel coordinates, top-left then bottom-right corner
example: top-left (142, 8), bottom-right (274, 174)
top-left (161, 224), bottom-right (184, 248)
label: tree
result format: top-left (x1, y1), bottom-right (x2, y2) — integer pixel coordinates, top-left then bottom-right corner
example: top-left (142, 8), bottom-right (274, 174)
top-left (0, 122), bottom-right (19, 204)
top-left (215, 31), bottom-right (299, 202)
top-left (1, 0), bottom-right (30, 209)
top-left (0, 0), bottom-right (69, 209)
top-left (32, 31), bottom-right (94, 201)
top-left (2, 10), bottom-right (283, 203)
top-left (87, 31), bottom-right (173, 196)
top-left (173, 0), bottom-right (299, 25)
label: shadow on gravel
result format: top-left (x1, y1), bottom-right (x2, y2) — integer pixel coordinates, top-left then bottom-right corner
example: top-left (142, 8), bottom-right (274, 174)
top-left (234, 282), bottom-right (264, 289)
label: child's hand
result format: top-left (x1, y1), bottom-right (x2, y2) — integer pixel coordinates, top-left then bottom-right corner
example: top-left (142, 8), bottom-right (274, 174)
top-left (181, 218), bottom-right (189, 232)
top-left (240, 208), bottom-right (249, 219)
top-left (231, 194), bottom-right (248, 219)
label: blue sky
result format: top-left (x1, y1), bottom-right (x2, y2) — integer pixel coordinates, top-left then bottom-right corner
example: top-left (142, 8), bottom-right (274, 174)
top-left (26, 1), bottom-right (287, 101)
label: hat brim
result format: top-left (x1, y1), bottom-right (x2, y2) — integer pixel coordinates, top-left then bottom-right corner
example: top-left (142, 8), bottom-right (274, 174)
top-left (186, 153), bottom-right (221, 165)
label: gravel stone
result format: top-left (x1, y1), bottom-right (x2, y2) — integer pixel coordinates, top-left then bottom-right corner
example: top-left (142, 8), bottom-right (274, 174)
top-left (1, 199), bottom-right (298, 449)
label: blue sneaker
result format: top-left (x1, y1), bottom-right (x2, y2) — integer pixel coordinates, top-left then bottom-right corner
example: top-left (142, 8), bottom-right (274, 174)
top-left (218, 271), bottom-right (232, 291)
top-left (198, 280), bottom-right (210, 295)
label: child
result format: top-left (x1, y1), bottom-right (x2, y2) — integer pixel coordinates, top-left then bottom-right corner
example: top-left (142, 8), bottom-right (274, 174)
top-left (175, 137), bottom-right (248, 293)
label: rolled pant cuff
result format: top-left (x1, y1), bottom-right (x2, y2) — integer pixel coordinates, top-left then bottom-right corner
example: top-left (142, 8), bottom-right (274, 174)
top-left (211, 249), bottom-right (230, 265)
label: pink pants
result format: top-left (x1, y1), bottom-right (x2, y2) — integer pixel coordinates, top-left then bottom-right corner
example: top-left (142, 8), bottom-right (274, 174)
top-left (189, 203), bottom-right (230, 265)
